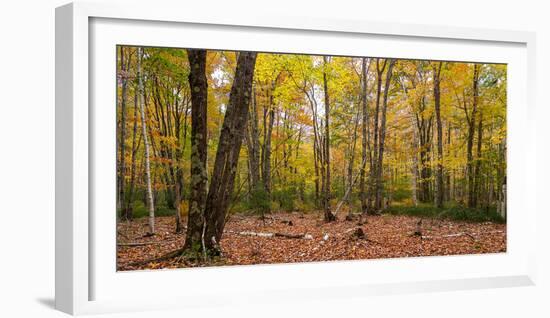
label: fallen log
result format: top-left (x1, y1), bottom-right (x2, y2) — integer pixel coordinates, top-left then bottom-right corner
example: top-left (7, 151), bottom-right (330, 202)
top-left (421, 232), bottom-right (474, 240)
top-left (231, 230), bottom-right (313, 240)
top-left (421, 230), bottom-right (504, 240)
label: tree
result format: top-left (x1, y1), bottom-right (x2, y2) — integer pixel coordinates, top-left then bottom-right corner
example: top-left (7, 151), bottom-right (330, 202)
top-left (203, 51), bottom-right (258, 251)
top-left (125, 79), bottom-right (141, 220)
top-left (116, 46), bottom-right (507, 254)
top-left (245, 85), bottom-right (261, 194)
top-left (117, 46), bottom-right (130, 219)
top-left (397, 73), bottom-right (419, 207)
top-left (184, 49), bottom-right (209, 250)
top-left (137, 47), bottom-right (155, 234)
top-left (322, 56), bottom-right (336, 221)
top-left (433, 61), bottom-right (444, 208)
top-left (374, 59), bottom-right (395, 211)
top-left (359, 57), bottom-right (371, 214)
top-left (467, 64), bottom-right (480, 208)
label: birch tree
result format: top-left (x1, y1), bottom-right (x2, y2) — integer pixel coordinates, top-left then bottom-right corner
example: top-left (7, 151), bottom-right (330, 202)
top-left (137, 47), bottom-right (156, 234)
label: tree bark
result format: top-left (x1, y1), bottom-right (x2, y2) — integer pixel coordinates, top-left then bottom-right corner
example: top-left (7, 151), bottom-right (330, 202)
top-left (184, 49), bottom-right (209, 250)
top-left (203, 52), bottom-right (258, 251)
top-left (345, 111), bottom-right (359, 213)
top-left (246, 86), bottom-right (261, 193)
top-left (359, 57), bottom-right (370, 214)
top-left (433, 62), bottom-right (444, 208)
top-left (467, 64), bottom-right (480, 208)
top-left (263, 105), bottom-right (274, 197)
top-left (374, 59), bottom-right (395, 211)
top-left (322, 56), bottom-right (336, 222)
top-left (474, 110), bottom-right (484, 206)
top-left (125, 81), bottom-right (141, 220)
top-left (137, 47), bottom-right (155, 234)
top-left (369, 59), bottom-right (387, 212)
top-left (117, 46), bottom-right (128, 217)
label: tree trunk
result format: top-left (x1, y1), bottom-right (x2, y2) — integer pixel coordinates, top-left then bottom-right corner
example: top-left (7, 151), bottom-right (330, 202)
top-left (118, 46), bottom-right (128, 217)
top-left (398, 77), bottom-right (419, 207)
top-left (246, 86), bottom-right (261, 192)
top-left (322, 56), bottom-right (335, 222)
top-left (359, 57), bottom-right (370, 214)
top-left (263, 106), bottom-right (274, 197)
top-left (369, 59), bottom-right (387, 212)
top-left (174, 175), bottom-right (183, 233)
top-left (467, 64), bottom-right (480, 208)
top-left (137, 47), bottom-right (155, 234)
top-left (203, 52), bottom-right (258, 251)
top-left (184, 49), bottom-right (209, 250)
top-left (173, 101), bottom-right (186, 233)
top-left (345, 111), bottom-right (359, 214)
top-left (474, 111), bottom-right (484, 206)
top-left (375, 59), bottom-right (395, 211)
top-left (433, 62), bottom-right (444, 208)
top-left (125, 82), bottom-right (141, 220)
top-left (306, 91), bottom-right (321, 208)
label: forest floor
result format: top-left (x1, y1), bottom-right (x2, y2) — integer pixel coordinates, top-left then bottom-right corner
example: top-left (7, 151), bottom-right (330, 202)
top-left (117, 212), bottom-right (506, 271)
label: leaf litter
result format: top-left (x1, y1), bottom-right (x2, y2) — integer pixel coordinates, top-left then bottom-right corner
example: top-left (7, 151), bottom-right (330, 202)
top-left (117, 213), bottom-right (506, 271)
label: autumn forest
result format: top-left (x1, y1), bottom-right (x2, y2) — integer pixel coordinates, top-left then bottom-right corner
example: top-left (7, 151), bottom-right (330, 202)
top-left (116, 46), bottom-right (507, 270)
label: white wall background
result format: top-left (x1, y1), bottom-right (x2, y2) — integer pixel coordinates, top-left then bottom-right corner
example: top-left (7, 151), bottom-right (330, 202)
top-left (0, 0), bottom-right (547, 317)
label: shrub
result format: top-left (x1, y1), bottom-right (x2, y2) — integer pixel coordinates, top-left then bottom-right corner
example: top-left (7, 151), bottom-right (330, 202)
top-left (272, 187), bottom-right (298, 212)
top-left (385, 203), bottom-right (505, 223)
top-left (247, 185), bottom-right (271, 214)
top-left (131, 200), bottom-right (148, 218)
top-left (130, 200), bottom-right (176, 219)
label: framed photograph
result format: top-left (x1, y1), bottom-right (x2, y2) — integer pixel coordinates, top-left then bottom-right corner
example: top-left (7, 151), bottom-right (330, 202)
top-left (55, 1), bottom-right (537, 315)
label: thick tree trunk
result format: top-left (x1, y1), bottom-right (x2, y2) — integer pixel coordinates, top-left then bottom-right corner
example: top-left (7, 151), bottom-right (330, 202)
top-left (184, 49), bottom-right (209, 250)
top-left (433, 62), bottom-right (444, 208)
top-left (203, 52), bottom-right (258, 251)
top-left (137, 47), bottom-right (155, 234)
top-left (322, 56), bottom-right (336, 222)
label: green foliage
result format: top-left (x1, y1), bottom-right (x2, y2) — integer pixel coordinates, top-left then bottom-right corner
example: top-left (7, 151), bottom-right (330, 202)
top-left (390, 177), bottom-right (412, 202)
top-left (385, 203), bottom-right (505, 223)
top-left (246, 186), bottom-right (271, 213)
top-left (117, 46), bottom-right (507, 227)
top-left (131, 200), bottom-right (175, 219)
top-left (272, 187), bottom-right (298, 212)
top-left (131, 200), bottom-right (147, 218)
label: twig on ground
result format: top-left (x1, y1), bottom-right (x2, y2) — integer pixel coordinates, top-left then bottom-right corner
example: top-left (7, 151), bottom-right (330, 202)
top-left (421, 230), bottom-right (503, 240)
top-left (117, 239), bottom-right (182, 247)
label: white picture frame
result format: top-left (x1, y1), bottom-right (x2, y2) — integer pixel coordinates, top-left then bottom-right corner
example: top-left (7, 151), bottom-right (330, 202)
top-left (55, 1), bottom-right (537, 315)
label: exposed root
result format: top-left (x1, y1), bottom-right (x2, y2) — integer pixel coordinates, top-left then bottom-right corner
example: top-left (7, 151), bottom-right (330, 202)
top-left (127, 248), bottom-right (184, 268)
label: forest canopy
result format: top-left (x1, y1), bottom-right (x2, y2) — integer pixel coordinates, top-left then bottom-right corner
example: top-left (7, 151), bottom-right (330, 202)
top-left (116, 46), bottom-right (506, 269)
